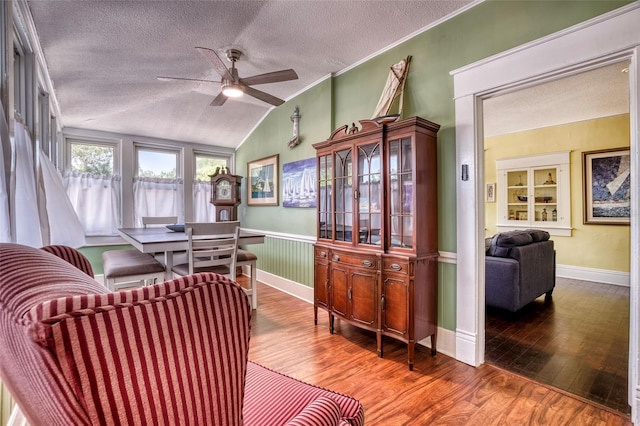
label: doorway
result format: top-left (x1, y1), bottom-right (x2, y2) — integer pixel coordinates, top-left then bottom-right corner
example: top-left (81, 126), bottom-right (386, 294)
top-left (481, 62), bottom-right (631, 413)
top-left (451, 4), bottom-right (640, 423)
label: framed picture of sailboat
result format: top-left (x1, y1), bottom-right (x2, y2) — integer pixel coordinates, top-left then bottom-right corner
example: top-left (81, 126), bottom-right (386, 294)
top-left (282, 158), bottom-right (317, 208)
top-left (247, 154), bottom-right (279, 206)
top-left (583, 147), bottom-right (630, 224)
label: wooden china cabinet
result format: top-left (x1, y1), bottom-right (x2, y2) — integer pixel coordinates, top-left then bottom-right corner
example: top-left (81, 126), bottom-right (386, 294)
top-left (313, 116), bottom-right (440, 370)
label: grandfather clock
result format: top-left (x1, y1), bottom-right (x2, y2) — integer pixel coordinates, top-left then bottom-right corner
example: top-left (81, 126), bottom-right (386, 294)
top-left (210, 170), bottom-right (242, 221)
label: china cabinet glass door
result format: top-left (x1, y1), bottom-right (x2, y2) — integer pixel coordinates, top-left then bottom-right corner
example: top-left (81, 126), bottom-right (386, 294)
top-left (334, 148), bottom-right (353, 242)
top-left (356, 143), bottom-right (382, 246)
top-left (388, 137), bottom-right (413, 248)
top-left (318, 154), bottom-right (332, 239)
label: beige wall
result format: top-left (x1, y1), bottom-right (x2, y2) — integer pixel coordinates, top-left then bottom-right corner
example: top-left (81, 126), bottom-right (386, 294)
top-left (485, 114), bottom-right (630, 273)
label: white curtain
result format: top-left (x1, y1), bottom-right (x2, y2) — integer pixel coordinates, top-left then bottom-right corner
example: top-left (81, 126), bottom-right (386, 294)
top-left (64, 172), bottom-right (121, 236)
top-left (0, 102), bottom-right (11, 242)
top-left (133, 177), bottom-right (184, 227)
top-left (193, 180), bottom-right (215, 222)
top-left (13, 120), bottom-right (43, 247)
top-left (39, 151), bottom-right (86, 247)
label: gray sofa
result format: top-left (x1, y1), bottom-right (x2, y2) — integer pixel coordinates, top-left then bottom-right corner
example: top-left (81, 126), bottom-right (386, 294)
top-left (485, 229), bottom-right (556, 312)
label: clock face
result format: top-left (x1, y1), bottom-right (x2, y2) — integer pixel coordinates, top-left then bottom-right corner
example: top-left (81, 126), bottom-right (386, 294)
top-left (216, 180), bottom-right (232, 200)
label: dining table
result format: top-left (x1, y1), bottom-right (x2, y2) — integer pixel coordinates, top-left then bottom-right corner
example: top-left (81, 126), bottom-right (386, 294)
top-left (118, 226), bottom-right (265, 281)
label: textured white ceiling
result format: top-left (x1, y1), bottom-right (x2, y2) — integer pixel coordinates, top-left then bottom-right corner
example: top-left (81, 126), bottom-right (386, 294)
top-left (483, 61), bottom-right (630, 137)
top-left (27, 1), bottom-right (628, 148)
top-left (27, 0), bottom-right (475, 148)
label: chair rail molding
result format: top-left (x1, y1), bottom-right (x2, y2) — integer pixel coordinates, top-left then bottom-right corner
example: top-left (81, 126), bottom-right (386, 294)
top-left (451, 4), bottom-right (640, 422)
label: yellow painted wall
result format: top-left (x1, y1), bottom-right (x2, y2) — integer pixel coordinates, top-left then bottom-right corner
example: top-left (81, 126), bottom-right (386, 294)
top-left (485, 114), bottom-right (630, 273)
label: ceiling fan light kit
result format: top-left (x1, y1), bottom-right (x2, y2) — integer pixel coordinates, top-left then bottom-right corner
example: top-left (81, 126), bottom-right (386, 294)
top-left (159, 47), bottom-right (298, 107)
top-left (222, 81), bottom-right (244, 98)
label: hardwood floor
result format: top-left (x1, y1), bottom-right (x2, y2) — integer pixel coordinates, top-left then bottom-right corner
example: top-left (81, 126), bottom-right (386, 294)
top-left (486, 277), bottom-right (630, 415)
top-left (241, 277), bottom-right (631, 425)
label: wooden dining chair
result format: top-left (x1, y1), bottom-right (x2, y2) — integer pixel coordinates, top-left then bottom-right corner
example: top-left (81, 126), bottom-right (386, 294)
top-left (171, 222), bottom-right (240, 280)
top-left (102, 216), bottom-right (177, 290)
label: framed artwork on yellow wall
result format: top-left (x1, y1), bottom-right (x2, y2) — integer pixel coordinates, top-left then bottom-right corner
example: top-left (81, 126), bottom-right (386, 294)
top-left (583, 147), bottom-right (630, 225)
top-left (485, 182), bottom-right (496, 203)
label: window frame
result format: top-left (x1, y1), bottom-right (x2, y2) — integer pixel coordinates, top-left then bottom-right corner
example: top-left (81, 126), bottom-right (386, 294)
top-left (65, 137), bottom-right (120, 176)
top-left (134, 144), bottom-right (181, 179)
top-left (193, 151), bottom-right (231, 181)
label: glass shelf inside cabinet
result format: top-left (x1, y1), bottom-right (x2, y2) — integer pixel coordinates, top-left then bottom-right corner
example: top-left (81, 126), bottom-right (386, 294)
top-left (507, 170), bottom-right (528, 204)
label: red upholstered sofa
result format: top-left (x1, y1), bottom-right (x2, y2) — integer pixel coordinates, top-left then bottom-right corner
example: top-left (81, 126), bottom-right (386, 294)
top-left (0, 243), bottom-right (364, 426)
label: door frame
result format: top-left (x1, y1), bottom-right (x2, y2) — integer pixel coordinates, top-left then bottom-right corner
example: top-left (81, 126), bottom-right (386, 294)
top-left (451, 3), bottom-right (640, 422)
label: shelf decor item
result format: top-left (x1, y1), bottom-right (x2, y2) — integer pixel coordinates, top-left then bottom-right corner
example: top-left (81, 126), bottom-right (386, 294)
top-left (583, 147), bottom-right (631, 225)
top-left (247, 155), bottom-right (279, 206)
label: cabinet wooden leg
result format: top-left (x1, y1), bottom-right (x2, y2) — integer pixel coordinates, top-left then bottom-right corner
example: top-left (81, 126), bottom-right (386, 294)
top-left (329, 313), bottom-right (334, 334)
top-left (314, 305), bottom-right (318, 325)
top-left (430, 333), bottom-right (437, 356)
top-left (408, 341), bottom-right (415, 371)
top-left (377, 332), bottom-right (383, 358)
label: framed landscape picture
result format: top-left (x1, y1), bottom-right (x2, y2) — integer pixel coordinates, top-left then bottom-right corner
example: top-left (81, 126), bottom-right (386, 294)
top-left (247, 154), bottom-right (279, 206)
top-left (583, 147), bottom-right (630, 225)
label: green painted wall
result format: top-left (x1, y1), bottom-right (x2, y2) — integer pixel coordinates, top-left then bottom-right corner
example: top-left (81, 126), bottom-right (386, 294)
top-left (236, 79), bottom-right (333, 235)
top-left (485, 114), bottom-right (631, 273)
top-left (234, 1), bottom-right (631, 332)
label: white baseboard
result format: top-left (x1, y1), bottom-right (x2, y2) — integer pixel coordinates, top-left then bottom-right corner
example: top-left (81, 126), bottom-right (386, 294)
top-left (556, 264), bottom-right (630, 287)
top-left (256, 269), bottom-right (314, 303)
top-left (418, 326), bottom-right (456, 359)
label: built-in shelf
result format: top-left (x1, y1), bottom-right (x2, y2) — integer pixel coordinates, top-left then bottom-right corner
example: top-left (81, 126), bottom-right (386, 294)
top-left (496, 152), bottom-right (571, 237)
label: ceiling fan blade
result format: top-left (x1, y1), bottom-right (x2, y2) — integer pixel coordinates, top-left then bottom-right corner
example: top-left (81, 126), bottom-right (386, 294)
top-left (195, 47), bottom-right (233, 81)
top-left (244, 86), bottom-right (285, 106)
top-left (210, 91), bottom-right (228, 106)
top-left (157, 76), bottom-right (221, 84)
top-left (240, 69), bottom-right (298, 86)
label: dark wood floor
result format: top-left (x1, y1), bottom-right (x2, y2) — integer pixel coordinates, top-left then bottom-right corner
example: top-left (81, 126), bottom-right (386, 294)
top-left (241, 277), bottom-right (631, 425)
top-left (486, 277), bottom-right (630, 415)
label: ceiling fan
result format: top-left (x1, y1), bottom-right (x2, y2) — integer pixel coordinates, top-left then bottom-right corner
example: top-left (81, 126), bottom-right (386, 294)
top-left (158, 47), bottom-right (298, 107)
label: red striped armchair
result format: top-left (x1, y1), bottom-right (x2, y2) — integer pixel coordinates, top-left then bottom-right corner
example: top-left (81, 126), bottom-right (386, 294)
top-left (0, 243), bottom-right (363, 426)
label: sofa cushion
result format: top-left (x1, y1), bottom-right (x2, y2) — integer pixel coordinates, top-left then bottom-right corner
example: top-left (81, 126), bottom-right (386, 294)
top-left (525, 229), bottom-right (550, 242)
top-left (488, 231), bottom-right (533, 257)
top-left (493, 231), bottom-right (533, 247)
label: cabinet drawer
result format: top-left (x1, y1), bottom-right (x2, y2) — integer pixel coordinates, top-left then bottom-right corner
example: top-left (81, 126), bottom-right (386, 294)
top-left (331, 250), bottom-right (378, 269)
top-left (382, 258), bottom-right (411, 275)
top-left (315, 247), bottom-right (330, 260)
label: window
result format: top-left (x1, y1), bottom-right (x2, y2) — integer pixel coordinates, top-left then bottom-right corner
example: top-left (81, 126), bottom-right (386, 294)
top-left (133, 145), bottom-right (183, 226)
top-left (13, 44), bottom-right (26, 118)
top-left (194, 153), bottom-right (229, 222)
top-left (64, 139), bottom-right (121, 236)
top-left (136, 147), bottom-right (179, 178)
top-left (38, 89), bottom-right (50, 156)
top-left (0, 3), bottom-right (8, 107)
